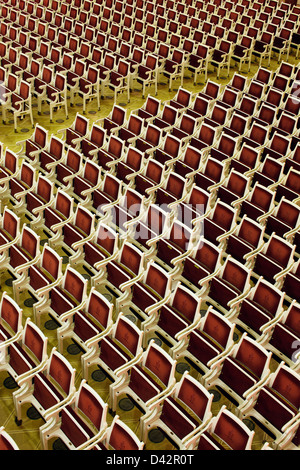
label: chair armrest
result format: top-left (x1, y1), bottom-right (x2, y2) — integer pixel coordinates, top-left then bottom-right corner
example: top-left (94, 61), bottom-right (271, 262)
top-left (119, 270), bottom-right (145, 293)
top-left (59, 298), bottom-right (88, 323)
top-left (14, 253), bottom-right (41, 275)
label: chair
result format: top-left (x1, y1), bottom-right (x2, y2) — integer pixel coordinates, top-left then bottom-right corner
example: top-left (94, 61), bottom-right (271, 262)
top-left (265, 198), bottom-right (300, 240)
top-left (203, 104), bottom-right (230, 136)
top-left (40, 379), bottom-right (108, 450)
top-left (108, 59), bottom-right (131, 103)
top-left (204, 333), bottom-right (272, 408)
top-left (167, 87), bottom-right (192, 113)
top-left (152, 134), bottom-right (183, 166)
top-left (253, 67), bottom-right (274, 87)
top-left (16, 124), bottom-right (48, 165)
top-left (0, 225), bottom-right (40, 284)
top-left (135, 54), bottom-right (159, 99)
top-left (290, 25), bottom-right (300, 59)
top-left (0, 149), bottom-right (19, 196)
top-left (134, 95), bottom-right (161, 123)
top-left (89, 415), bottom-right (144, 450)
top-left (116, 259), bottom-right (174, 324)
top-left (168, 114), bottom-right (197, 147)
top-left (93, 239), bottom-right (145, 294)
top-left (0, 318), bottom-right (48, 390)
top-left (20, 174), bottom-right (54, 224)
top-left (58, 113), bottom-right (89, 149)
top-left (270, 112), bottom-right (297, 139)
top-left (186, 405), bottom-right (255, 450)
top-left (187, 44), bottom-right (211, 85)
top-left (0, 291), bottom-right (23, 350)
top-left (227, 73), bottom-right (249, 94)
top-left (2, 80), bottom-right (34, 132)
top-left (167, 145), bottom-right (202, 181)
top-left (237, 182), bottom-right (276, 224)
top-left (42, 189), bottom-right (74, 238)
top-left (13, 243), bottom-right (63, 306)
top-left (97, 135), bottom-right (125, 172)
top-left (0, 73), bottom-right (18, 115)
top-left (189, 122), bottom-right (218, 155)
top-left (41, 72), bottom-right (68, 122)
top-left (272, 27), bottom-right (292, 63)
top-left (223, 113), bottom-right (251, 141)
top-left (8, 161), bottom-right (35, 210)
top-left (133, 123), bottom-right (162, 156)
top-left (259, 300), bottom-right (300, 372)
top-left (38, 134), bottom-right (65, 175)
top-left (163, 49), bottom-right (185, 91)
top-left (275, 167), bottom-right (300, 204)
top-left (222, 215), bottom-right (265, 266)
top-left (197, 80), bottom-right (222, 105)
top-left (32, 65), bottom-right (54, 106)
top-left (252, 31), bottom-right (274, 67)
top-left (239, 362), bottom-right (300, 449)
top-left (50, 204), bottom-right (95, 264)
top-left (231, 35), bottom-right (253, 73)
top-left (252, 102), bottom-right (277, 129)
top-left (250, 234), bottom-right (296, 284)
top-left (111, 113), bottom-right (144, 148)
top-left (179, 234), bottom-right (222, 291)
top-left (149, 171), bottom-right (188, 215)
top-left (109, 341), bottom-right (176, 415)
top-left (71, 159), bottom-right (102, 207)
top-left (176, 183), bottom-right (213, 230)
top-left (53, 147), bottom-right (83, 190)
top-left (279, 258), bottom-right (300, 304)
top-left (186, 95), bottom-right (211, 123)
top-left (0, 207), bottom-right (21, 259)
top-left (77, 123), bottom-right (106, 162)
top-left (98, 53), bottom-right (117, 98)
top-left (13, 348), bottom-right (76, 426)
top-left (210, 39), bottom-right (233, 79)
top-left (200, 199), bottom-right (237, 247)
top-left (173, 306), bottom-right (236, 379)
top-left (150, 104), bottom-right (178, 132)
top-left (82, 312), bottom-right (144, 386)
top-left (141, 372), bottom-right (214, 449)
top-left (284, 142), bottom-right (300, 174)
top-left (193, 156), bottom-right (227, 193)
top-left (65, 59), bottom-right (86, 106)
top-left (213, 169), bottom-right (251, 207)
top-left (97, 104), bottom-right (126, 136)
top-left (242, 122), bottom-right (270, 149)
top-left (33, 264), bottom-right (88, 329)
top-left (235, 94), bottom-right (259, 119)
top-left (201, 255), bottom-right (252, 315)
top-left (229, 278), bottom-right (284, 343)
top-left (149, 219), bottom-right (197, 279)
top-left (57, 286), bottom-right (114, 362)
top-left (102, 186), bottom-right (146, 236)
top-left (142, 283), bottom-right (203, 350)
top-left (127, 203), bottom-right (171, 254)
top-left (264, 86), bottom-right (285, 110)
